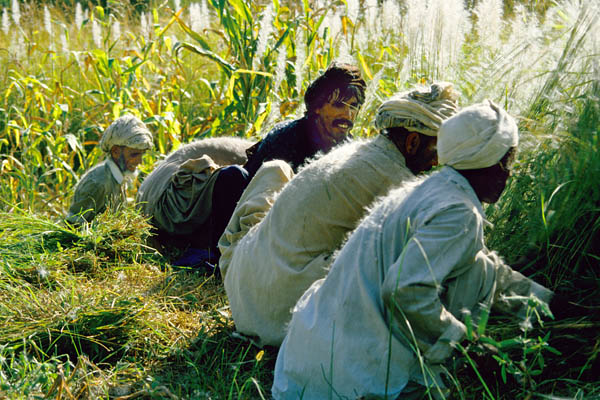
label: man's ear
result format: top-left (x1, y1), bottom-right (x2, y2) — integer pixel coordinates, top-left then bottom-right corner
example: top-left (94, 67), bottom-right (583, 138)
top-left (110, 145), bottom-right (122, 161)
top-left (405, 132), bottom-right (421, 155)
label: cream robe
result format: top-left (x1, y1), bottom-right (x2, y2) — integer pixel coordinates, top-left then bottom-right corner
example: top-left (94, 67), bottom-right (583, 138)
top-left (272, 167), bottom-right (553, 399)
top-left (219, 135), bottom-right (415, 346)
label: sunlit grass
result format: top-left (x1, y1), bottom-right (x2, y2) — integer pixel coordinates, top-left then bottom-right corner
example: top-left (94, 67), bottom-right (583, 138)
top-left (0, 0), bottom-right (598, 398)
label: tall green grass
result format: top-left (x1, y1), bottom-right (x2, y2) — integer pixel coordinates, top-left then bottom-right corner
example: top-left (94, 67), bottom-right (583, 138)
top-left (1, 0), bottom-right (599, 398)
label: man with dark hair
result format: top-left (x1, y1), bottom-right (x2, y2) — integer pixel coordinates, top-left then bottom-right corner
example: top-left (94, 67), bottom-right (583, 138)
top-left (218, 82), bottom-right (460, 346)
top-left (209, 62), bottom-right (366, 253)
top-left (137, 62), bottom-right (366, 264)
top-left (242, 62), bottom-right (366, 177)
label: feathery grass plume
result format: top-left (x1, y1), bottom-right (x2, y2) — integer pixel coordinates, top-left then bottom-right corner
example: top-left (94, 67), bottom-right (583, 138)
top-left (92, 18), bottom-right (102, 48)
top-left (200, 0), bottom-right (210, 29)
top-left (525, 2), bottom-right (599, 121)
top-left (264, 48), bottom-right (287, 131)
top-left (355, 68), bottom-right (383, 132)
top-left (75, 2), bottom-right (83, 29)
top-left (60, 31), bottom-right (68, 53)
top-left (496, 5), bottom-right (543, 111)
top-left (140, 11), bottom-right (149, 40)
top-left (433, 0), bottom-right (469, 80)
top-left (295, 28), bottom-right (306, 97)
top-left (44, 5), bottom-right (52, 35)
top-left (338, 34), bottom-right (352, 63)
top-left (112, 19), bottom-right (121, 42)
top-left (356, 24), bottom-right (368, 52)
top-left (381, 0), bottom-right (400, 35)
top-left (474, 0), bottom-right (503, 52)
top-left (15, 31), bottom-right (25, 59)
top-left (11, 0), bottom-right (19, 26)
top-left (255, 3), bottom-right (274, 61)
top-left (365, 0), bottom-right (379, 38)
top-left (189, 2), bottom-right (202, 32)
top-left (549, 1), bottom-right (600, 75)
top-left (273, 46), bottom-right (287, 92)
top-left (403, 0), bottom-right (427, 75)
top-left (346, 0), bottom-right (359, 24)
top-left (324, 9), bottom-right (342, 40)
top-left (2, 8), bottom-right (10, 34)
top-left (189, 0), bottom-right (211, 33)
top-left (400, 0), bottom-right (468, 80)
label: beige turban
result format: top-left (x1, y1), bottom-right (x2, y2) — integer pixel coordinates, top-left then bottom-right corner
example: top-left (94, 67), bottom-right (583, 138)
top-left (375, 82), bottom-right (460, 136)
top-left (437, 100), bottom-right (518, 170)
top-left (99, 115), bottom-right (154, 153)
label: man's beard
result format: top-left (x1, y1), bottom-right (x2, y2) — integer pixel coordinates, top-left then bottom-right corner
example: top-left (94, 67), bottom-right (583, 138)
top-left (117, 153), bottom-right (137, 179)
top-left (117, 153), bottom-right (128, 172)
top-left (405, 140), bottom-right (436, 175)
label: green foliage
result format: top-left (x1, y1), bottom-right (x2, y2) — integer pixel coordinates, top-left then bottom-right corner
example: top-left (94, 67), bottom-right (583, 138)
top-left (455, 298), bottom-right (559, 397)
top-left (0, 0), bottom-right (598, 398)
top-left (487, 75), bottom-right (600, 285)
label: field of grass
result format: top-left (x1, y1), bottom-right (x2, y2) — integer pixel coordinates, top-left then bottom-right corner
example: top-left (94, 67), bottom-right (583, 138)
top-left (0, 0), bottom-right (598, 398)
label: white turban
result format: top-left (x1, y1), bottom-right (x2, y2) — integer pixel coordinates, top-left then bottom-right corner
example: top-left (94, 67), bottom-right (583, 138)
top-left (99, 115), bottom-right (154, 153)
top-left (375, 82), bottom-right (460, 136)
top-left (437, 100), bottom-right (518, 170)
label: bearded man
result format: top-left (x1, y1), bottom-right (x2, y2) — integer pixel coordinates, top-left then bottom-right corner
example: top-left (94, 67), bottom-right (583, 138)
top-left (66, 115), bottom-right (153, 224)
top-left (218, 82), bottom-right (460, 346)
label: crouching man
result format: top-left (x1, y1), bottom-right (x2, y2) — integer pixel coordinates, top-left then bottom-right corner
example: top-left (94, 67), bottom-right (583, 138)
top-left (272, 101), bottom-right (553, 399)
top-left (219, 82), bottom-right (459, 346)
top-left (66, 115), bottom-right (153, 224)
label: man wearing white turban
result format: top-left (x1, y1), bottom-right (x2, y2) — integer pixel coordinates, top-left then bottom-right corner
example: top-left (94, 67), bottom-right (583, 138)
top-left (66, 115), bottom-right (153, 224)
top-left (272, 101), bottom-right (554, 399)
top-left (218, 82), bottom-right (460, 346)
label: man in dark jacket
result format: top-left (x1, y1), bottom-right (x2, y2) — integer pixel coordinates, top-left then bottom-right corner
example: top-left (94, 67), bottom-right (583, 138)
top-left (211, 62), bottom-right (367, 251)
top-left (139, 62), bottom-right (366, 267)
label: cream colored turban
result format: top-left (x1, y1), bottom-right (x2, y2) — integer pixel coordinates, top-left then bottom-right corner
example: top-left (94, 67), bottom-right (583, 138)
top-left (99, 115), bottom-right (154, 153)
top-left (375, 82), bottom-right (460, 136)
top-left (437, 100), bottom-right (518, 170)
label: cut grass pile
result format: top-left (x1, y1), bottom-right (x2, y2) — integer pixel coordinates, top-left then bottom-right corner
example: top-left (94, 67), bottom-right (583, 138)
top-left (0, 208), bottom-right (276, 398)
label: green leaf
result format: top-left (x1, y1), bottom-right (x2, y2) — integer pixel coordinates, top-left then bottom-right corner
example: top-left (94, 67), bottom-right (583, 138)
top-left (156, 7), bottom-right (184, 38)
top-left (174, 42), bottom-right (235, 75)
top-left (476, 306), bottom-right (490, 336)
top-left (228, 0), bottom-right (253, 25)
top-left (356, 50), bottom-right (373, 81)
top-left (497, 338), bottom-right (522, 349)
top-left (95, 6), bottom-right (105, 19)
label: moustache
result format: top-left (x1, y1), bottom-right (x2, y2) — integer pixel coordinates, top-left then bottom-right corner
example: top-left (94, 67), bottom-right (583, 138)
top-left (332, 119), bottom-right (354, 130)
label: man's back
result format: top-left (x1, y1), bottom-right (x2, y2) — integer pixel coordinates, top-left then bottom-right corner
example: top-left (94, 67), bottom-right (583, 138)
top-left (222, 135), bottom-right (414, 346)
top-left (273, 166), bottom-right (552, 399)
top-left (272, 168), bottom-right (489, 399)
